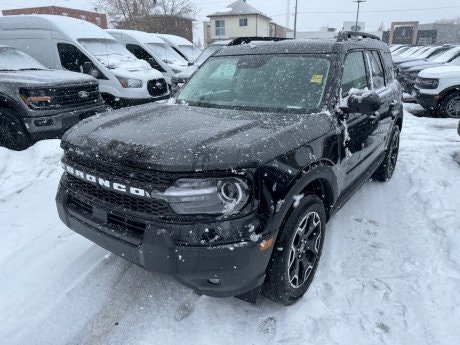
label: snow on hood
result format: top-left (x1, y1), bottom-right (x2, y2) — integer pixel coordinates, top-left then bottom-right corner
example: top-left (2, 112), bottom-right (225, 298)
top-left (0, 69), bottom-right (96, 86)
top-left (419, 65), bottom-right (460, 79)
top-left (93, 54), bottom-right (163, 79)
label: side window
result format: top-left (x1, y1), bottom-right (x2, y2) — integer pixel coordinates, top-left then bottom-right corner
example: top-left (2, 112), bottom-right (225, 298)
top-left (57, 43), bottom-right (91, 73)
top-left (126, 44), bottom-right (166, 72)
top-left (449, 55), bottom-right (460, 65)
top-left (341, 51), bottom-right (368, 96)
top-left (366, 51), bottom-right (386, 90)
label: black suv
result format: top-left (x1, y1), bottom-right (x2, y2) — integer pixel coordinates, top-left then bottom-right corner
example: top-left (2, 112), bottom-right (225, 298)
top-left (56, 32), bottom-right (403, 305)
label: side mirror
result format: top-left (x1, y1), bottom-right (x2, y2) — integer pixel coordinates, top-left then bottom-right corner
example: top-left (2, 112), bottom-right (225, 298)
top-left (344, 92), bottom-right (382, 114)
top-left (188, 61), bottom-right (194, 66)
top-left (82, 61), bottom-right (94, 74)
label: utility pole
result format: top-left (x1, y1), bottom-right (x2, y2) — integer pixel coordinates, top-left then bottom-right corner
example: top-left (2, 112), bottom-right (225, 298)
top-left (353, 0), bottom-right (366, 31)
top-left (294, 0), bottom-right (298, 38)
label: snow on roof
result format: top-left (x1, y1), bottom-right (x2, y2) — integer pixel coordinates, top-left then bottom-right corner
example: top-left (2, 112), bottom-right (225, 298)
top-left (106, 29), bottom-right (165, 44)
top-left (207, 0), bottom-right (271, 19)
top-left (0, 15), bottom-right (113, 41)
top-left (156, 34), bottom-right (193, 46)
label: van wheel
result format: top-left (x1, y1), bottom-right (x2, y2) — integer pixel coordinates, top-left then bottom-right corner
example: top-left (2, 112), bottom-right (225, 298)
top-left (262, 195), bottom-right (326, 305)
top-left (0, 108), bottom-right (30, 150)
top-left (372, 126), bottom-right (400, 182)
top-left (440, 92), bottom-right (460, 118)
top-left (101, 94), bottom-right (119, 110)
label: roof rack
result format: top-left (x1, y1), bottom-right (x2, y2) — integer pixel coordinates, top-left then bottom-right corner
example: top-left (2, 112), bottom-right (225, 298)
top-left (336, 31), bottom-right (381, 42)
top-left (228, 37), bottom-right (291, 46)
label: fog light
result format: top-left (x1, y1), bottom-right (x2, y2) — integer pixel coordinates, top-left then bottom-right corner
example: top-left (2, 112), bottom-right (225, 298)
top-left (34, 119), bottom-right (54, 127)
top-left (208, 278), bottom-right (220, 285)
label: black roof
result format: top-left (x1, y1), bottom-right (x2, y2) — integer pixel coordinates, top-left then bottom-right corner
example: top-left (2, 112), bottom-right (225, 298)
top-left (214, 35), bottom-right (389, 57)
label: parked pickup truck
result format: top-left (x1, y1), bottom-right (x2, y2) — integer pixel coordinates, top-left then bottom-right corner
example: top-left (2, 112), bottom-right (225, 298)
top-left (415, 65), bottom-right (460, 118)
top-left (56, 32), bottom-right (403, 305)
top-left (0, 45), bottom-right (105, 150)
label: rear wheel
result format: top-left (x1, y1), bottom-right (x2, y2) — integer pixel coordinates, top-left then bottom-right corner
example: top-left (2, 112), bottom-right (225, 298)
top-left (262, 195), bottom-right (326, 305)
top-left (440, 92), bottom-right (460, 118)
top-left (0, 108), bottom-right (30, 150)
top-left (372, 126), bottom-right (400, 181)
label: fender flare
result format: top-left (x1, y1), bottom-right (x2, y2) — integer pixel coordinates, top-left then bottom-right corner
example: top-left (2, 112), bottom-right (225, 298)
top-left (0, 93), bottom-right (28, 119)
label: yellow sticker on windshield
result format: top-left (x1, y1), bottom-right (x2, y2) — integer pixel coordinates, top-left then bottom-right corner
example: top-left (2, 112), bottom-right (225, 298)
top-left (311, 74), bottom-right (323, 84)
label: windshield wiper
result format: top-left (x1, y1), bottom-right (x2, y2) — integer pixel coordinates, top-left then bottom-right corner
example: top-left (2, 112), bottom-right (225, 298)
top-left (17, 68), bottom-right (47, 71)
top-left (0, 69), bottom-right (18, 72)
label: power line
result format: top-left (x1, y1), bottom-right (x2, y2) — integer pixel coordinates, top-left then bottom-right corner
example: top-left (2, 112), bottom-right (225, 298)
top-left (271, 5), bottom-right (460, 17)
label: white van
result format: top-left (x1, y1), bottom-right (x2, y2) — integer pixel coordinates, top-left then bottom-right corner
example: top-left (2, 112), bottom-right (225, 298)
top-left (107, 29), bottom-right (188, 85)
top-left (157, 34), bottom-right (201, 63)
top-left (0, 15), bottom-right (169, 108)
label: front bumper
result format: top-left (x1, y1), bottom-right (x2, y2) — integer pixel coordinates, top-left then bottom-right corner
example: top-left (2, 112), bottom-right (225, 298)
top-left (415, 90), bottom-right (440, 110)
top-left (23, 104), bottom-right (107, 141)
top-left (118, 93), bottom-right (170, 108)
top-left (55, 182), bottom-right (273, 297)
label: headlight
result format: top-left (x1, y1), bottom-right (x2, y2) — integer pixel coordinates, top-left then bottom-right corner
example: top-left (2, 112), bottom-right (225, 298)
top-left (416, 78), bottom-right (439, 89)
top-left (20, 89), bottom-right (53, 109)
top-left (152, 177), bottom-right (250, 215)
top-left (116, 76), bottom-right (143, 88)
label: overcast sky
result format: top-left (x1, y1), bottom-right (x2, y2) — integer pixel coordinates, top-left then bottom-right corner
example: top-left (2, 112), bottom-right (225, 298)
top-left (1, 0), bottom-right (459, 39)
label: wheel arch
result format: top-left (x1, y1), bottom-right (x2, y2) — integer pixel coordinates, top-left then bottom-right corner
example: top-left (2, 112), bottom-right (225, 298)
top-left (439, 85), bottom-right (460, 100)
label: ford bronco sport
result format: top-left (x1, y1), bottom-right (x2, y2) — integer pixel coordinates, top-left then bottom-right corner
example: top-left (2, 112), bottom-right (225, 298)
top-left (56, 32), bottom-right (403, 305)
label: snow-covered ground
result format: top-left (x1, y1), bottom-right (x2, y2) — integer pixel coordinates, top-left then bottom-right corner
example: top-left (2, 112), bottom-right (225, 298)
top-left (0, 105), bottom-right (459, 345)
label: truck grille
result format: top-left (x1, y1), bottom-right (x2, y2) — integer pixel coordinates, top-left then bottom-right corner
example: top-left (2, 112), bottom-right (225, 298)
top-left (63, 174), bottom-right (173, 217)
top-left (147, 79), bottom-right (168, 97)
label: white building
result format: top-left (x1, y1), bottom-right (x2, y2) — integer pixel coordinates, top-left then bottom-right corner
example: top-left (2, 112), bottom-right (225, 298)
top-left (204, 0), bottom-right (271, 44)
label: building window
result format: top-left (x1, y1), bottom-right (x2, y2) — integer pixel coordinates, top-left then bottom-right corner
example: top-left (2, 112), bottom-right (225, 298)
top-left (80, 15), bottom-right (86, 20)
top-left (215, 20), bottom-right (225, 36)
top-left (239, 18), bottom-right (248, 27)
top-left (62, 12), bottom-right (68, 16)
top-left (96, 17), bottom-right (101, 26)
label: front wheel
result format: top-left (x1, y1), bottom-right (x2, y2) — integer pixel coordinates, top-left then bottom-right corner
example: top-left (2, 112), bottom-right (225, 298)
top-left (440, 92), bottom-right (460, 118)
top-left (0, 109), bottom-right (30, 150)
top-left (262, 195), bottom-right (326, 305)
top-left (372, 126), bottom-right (400, 182)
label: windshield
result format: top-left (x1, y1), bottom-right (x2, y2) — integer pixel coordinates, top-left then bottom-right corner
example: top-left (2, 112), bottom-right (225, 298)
top-left (431, 47), bottom-right (460, 63)
top-left (195, 45), bottom-right (225, 65)
top-left (147, 43), bottom-right (187, 65)
top-left (0, 47), bottom-right (46, 71)
top-left (426, 47), bottom-right (452, 61)
top-left (78, 39), bottom-right (139, 69)
top-left (177, 54), bottom-right (330, 112)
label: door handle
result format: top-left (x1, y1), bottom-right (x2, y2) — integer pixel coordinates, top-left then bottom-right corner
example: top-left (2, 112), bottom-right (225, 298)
top-left (369, 111), bottom-right (380, 121)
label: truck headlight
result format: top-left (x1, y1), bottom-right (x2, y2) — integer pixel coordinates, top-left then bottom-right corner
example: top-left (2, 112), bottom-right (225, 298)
top-left (116, 76), bottom-right (143, 88)
top-left (20, 89), bottom-right (53, 109)
top-left (152, 177), bottom-right (250, 215)
top-left (417, 78), bottom-right (439, 89)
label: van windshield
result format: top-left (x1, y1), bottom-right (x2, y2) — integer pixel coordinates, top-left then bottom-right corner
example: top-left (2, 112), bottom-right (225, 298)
top-left (177, 54), bottom-right (330, 113)
top-left (78, 39), bottom-right (140, 69)
top-left (0, 47), bottom-right (47, 71)
top-left (147, 43), bottom-right (187, 66)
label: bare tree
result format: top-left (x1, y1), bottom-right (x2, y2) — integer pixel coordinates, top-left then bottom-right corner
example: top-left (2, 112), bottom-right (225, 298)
top-left (93, 0), bottom-right (197, 28)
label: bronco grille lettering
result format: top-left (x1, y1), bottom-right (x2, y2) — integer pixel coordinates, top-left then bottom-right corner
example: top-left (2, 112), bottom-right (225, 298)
top-left (62, 162), bottom-right (151, 198)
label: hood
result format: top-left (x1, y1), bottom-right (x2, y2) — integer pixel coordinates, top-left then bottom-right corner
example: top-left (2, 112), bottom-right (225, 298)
top-left (93, 54), bottom-right (162, 79)
top-left (419, 65), bottom-right (460, 79)
top-left (407, 63), bottom-right (444, 72)
top-left (393, 56), bottom-right (424, 64)
top-left (62, 103), bottom-right (333, 172)
top-left (0, 69), bottom-right (96, 86)
top-left (398, 59), bottom-right (432, 69)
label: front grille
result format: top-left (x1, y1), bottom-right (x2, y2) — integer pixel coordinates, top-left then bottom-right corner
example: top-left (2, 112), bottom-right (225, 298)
top-left (52, 84), bottom-right (100, 109)
top-left (147, 79), bottom-right (168, 97)
top-left (64, 153), bottom-right (177, 188)
top-left (64, 174), bottom-right (173, 217)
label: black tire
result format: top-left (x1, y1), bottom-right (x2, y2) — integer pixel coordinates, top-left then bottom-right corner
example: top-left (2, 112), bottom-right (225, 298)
top-left (262, 195), bottom-right (326, 305)
top-left (0, 108), bottom-right (30, 150)
top-left (440, 92), bottom-right (460, 118)
top-left (372, 125), bottom-right (400, 182)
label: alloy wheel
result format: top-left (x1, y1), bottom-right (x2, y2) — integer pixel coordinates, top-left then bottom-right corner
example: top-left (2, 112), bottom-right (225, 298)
top-left (0, 116), bottom-right (17, 148)
top-left (288, 211), bottom-right (322, 289)
top-left (446, 95), bottom-right (460, 118)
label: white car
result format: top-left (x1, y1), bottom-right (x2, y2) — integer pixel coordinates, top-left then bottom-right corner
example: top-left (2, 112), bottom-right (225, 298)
top-left (415, 65), bottom-right (460, 118)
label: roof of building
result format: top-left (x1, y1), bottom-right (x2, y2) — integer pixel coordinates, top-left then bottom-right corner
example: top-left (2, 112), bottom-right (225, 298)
top-left (207, 0), bottom-right (271, 20)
